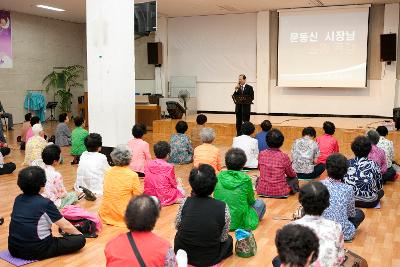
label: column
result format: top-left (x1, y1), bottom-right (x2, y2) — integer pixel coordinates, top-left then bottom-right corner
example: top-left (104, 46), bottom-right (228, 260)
top-left (86, 0), bottom-right (135, 147)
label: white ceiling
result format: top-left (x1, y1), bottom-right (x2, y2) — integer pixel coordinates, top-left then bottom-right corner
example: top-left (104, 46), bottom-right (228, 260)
top-left (0, 0), bottom-right (399, 23)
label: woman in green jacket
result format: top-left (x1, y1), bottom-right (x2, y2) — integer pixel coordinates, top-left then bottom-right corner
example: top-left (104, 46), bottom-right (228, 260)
top-left (214, 148), bottom-right (266, 230)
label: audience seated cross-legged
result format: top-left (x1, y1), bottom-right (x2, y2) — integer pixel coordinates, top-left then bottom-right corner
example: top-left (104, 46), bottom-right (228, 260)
top-left (99, 145), bottom-right (143, 227)
top-left (316, 121), bottom-right (339, 165)
top-left (289, 182), bottom-right (345, 267)
top-left (193, 127), bottom-right (222, 173)
top-left (70, 116), bottom-right (89, 164)
top-left (376, 126), bottom-right (396, 182)
top-left (344, 136), bottom-right (384, 208)
top-left (274, 224), bottom-right (319, 267)
top-left (8, 166), bottom-right (85, 260)
top-left (105, 195), bottom-right (183, 267)
top-left (41, 145), bottom-right (78, 209)
top-left (55, 113), bottom-right (71, 147)
top-left (292, 127), bottom-right (325, 180)
top-left (127, 124), bottom-right (151, 178)
top-left (174, 164), bottom-right (233, 266)
top-left (144, 141), bottom-right (185, 206)
top-left (0, 146), bottom-right (16, 175)
top-left (366, 130), bottom-right (387, 176)
top-left (255, 120), bottom-right (272, 152)
top-left (74, 133), bottom-right (110, 195)
top-left (169, 121), bottom-right (193, 165)
top-left (321, 153), bottom-right (365, 241)
top-left (257, 129), bottom-right (299, 198)
top-left (214, 148), bottom-right (266, 230)
top-left (190, 114), bottom-right (207, 148)
top-left (232, 121), bottom-right (259, 169)
top-left (23, 124), bottom-right (48, 166)
top-left (25, 116), bottom-right (40, 143)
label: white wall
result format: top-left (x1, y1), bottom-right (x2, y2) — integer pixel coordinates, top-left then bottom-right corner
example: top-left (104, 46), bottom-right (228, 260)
top-left (162, 4), bottom-right (400, 117)
top-left (0, 12), bottom-right (85, 124)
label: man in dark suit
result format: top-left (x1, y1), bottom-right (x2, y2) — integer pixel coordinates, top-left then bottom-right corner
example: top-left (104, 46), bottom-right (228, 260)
top-left (0, 101), bottom-right (13, 130)
top-left (233, 74), bottom-right (254, 136)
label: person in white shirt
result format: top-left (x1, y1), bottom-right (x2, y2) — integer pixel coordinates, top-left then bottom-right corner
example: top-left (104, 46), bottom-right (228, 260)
top-left (232, 121), bottom-right (258, 169)
top-left (75, 133), bottom-right (110, 195)
top-left (376, 126), bottom-right (396, 183)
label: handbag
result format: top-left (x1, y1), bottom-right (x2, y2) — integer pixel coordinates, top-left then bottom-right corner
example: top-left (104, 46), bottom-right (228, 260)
top-left (235, 229), bottom-right (257, 258)
top-left (127, 232), bottom-right (146, 267)
top-left (60, 218), bottom-right (98, 238)
top-left (341, 249), bottom-right (368, 267)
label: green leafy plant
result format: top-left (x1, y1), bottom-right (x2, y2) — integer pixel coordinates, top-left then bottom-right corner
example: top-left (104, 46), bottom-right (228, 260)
top-left (42, 65), bottom-right (84, 113)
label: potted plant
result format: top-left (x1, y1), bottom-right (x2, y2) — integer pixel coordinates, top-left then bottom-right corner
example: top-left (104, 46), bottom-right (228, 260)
top-left (42, 65), bottom-right (84, 114)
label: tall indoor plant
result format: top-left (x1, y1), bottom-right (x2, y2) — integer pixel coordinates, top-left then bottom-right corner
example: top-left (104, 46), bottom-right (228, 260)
top-left (42, 65), bottom-right (84, 113)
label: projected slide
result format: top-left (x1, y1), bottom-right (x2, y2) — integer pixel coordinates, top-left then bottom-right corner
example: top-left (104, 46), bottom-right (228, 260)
top-left (278, 6), bottom-right (370, 88)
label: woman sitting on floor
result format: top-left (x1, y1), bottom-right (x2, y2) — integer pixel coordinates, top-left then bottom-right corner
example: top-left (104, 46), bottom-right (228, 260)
top-left (70, 116), bottom-right (89, 164)
top-left (75, 133), bottom-right (110, 195)
top-left (193, 127), bottom-right (222, 173)
top-left (366, 130), bottom-right (387, 175)
top-left (257, 129), bottom-right (299, 198)
top-left (344, 136), bottom-right (384, 208)
top-left (214, 148), bottom-right (266, 230)
top-left (321, 153), bottom-right (365, 241)
top-left (23, 124), bottom-right (48, 166)
top-left (274, 182), bottom-right (345, 267)
top-left (8, 166), bottom-right (85, 260)
top-left (376, 126), bottom-right (396, 182)
top-left (41, 145), bottom-right (78, 209)
top-left (316, 121), bottom-right (339, 165)
top-left (232, 121), bottom-right (259, 169)
top-left (127, 123), bottom-right (151, 178)
top-left (190, 114), bottom-right (207, 148)
top-left (105, 195), bottom-right (185, 267)
top-left (25, 116), bottom-right (40, 142)
top-left (291, 127), bottom-right (325, 180)
top-left (168, 121), bottom-right (193, 164)
top-left (174, 164), bottom-right (233, 266)
top-left (55, 113), bottom-right (71, 147)
top-left (99, 145), bottom-right (142, 227)
top-left (144, 141), bottom-right (185, 206)
top-left (19, 112), bottom-right (32, 150)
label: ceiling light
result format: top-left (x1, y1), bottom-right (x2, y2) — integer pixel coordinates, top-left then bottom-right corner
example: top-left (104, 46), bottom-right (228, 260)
top-left (36, 5), bottom-right (65, 12)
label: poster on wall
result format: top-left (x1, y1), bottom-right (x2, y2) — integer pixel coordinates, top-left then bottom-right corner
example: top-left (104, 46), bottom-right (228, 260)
top-left (0, 10), bottom-right (12, 68)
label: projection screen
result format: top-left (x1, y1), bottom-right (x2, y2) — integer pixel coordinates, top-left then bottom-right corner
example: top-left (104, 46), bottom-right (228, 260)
top-left (278, 5), bottom-right (370, 88)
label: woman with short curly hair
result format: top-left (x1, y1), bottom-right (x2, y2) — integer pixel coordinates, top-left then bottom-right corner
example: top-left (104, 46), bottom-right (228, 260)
top-left (99, 145), bottom-right (143, 227)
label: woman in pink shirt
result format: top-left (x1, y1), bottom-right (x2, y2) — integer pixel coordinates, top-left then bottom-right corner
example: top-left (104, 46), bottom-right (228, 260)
top-left (144, 141), bottom-right (185, 206)
top-left (25, 116), bottom-right (40, 142)
top-left (127, 124), bottom-right (151, 177)
top-left (316, 121), bottom-right (339, 164)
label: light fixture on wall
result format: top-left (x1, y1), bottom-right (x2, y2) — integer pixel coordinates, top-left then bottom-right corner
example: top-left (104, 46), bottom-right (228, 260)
top-left (36, 5), bottom-right (65, 12)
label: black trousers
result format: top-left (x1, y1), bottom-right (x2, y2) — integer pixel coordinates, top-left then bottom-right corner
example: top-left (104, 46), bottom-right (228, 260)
top-left (382, 166), bottom-right (396, 183)
top-left (297, 163), bottom-right (326, 180)
top-left (235, 104), bottom-right (251, 136)
top-left (0, 162), bottom-right (16, 175)
top-left (348, 208), bottom-right (365, 229)
top-left (10, 235), bottom-right (86, 260)
top-left (355, 190), bottom-right (384, 208)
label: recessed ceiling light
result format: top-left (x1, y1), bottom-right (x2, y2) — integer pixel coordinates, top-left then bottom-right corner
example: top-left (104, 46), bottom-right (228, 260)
top-left (36, 5), bottom-right (65, 12)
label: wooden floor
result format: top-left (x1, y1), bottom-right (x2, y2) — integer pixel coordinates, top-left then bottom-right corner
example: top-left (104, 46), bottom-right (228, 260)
top-left (1, 120), bottom-right (400, 267)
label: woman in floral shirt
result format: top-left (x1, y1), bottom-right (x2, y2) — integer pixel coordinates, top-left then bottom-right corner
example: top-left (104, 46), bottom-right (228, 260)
top-left (168, 121), bottom-right (193, 164)
top-left (23, 124), bottom-right (48, 166)
top-left (344, 136), bottom-right (384, 208)
top-left (41, 145), bottom-right (78, 209)
top-left (376, 126), bottom-right (396, 182)
top-left (293, 182), bottom-right (345, 267)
